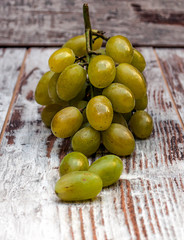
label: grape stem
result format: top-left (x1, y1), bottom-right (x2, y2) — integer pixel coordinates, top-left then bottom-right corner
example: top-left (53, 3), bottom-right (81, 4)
top-left (92, 30), bottom-right (110, 41)
top-left (79, 62), bottom-right (88, 67)
top-left (75, 55), bottom-right (86, 62)
top-left (83, 3), bottom-right (92, 63)
top-left (83, 3), bottom-right (95, 99)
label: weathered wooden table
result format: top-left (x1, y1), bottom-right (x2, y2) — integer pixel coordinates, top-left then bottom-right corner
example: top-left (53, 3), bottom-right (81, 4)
top-left (0, 1), bottom-right (184, 240)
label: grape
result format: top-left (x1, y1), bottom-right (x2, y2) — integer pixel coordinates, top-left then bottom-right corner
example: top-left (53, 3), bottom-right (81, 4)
top-left (51, 106), bottom-right (83, 138)
top-left (72, 126), bottom-right (101, 157)
top-left (115, 63), bottom-right (147, 99)
top-left (59, 152), bottom-right (89, 176)
top-left (95, 48), bottom-right (106, 55)
top-left (92, 30), bottom-right (103, 50)
top-left (102, 83), bottom-right (135, 113)
top-left (56, 64), bottom-right (86, 101)
top-left (86, 96), bottom-right (113, 131)
top-left (131, 49), bottom-right (146, 72)
top-left (72, 100), bottom-right (87, 110)
top-left (129, 111), bottom-right (153, 139)
top-left (102, 123), bottom-right (135, 156)
top-left (48, 48), bottom-right (75, 73)
top-left (88, 55), bottom-right (116, 88)
top-left (88, 155), bottom-right (123, 187)
top-left (55, 171), bottom-right (102, 201)
top-left (63, 32), bottom-right (103, 56)
top-left (135, 94), bottom-right (148, 110)
top-left (106, 35), bottom-right (133, 64)
top-left (41, 104), bottom-right (63, 127)
top-left (112, 112), bottom-right (128, 128)
top-left (63, 35), bottom-right (86, 56)
top-left (48, 73), bottom-right (68, 106)
top-left (35, 71), bottom-right (54, 105)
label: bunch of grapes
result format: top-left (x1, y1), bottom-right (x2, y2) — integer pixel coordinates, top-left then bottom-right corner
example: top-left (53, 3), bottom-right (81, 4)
top-left (35, 4), bottom-right (153, 201)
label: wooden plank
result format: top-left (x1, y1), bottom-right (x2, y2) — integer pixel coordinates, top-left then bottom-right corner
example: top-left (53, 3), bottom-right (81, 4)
top-left (0, 0), bottom-right (184, 47)
top-left (0, 47), bottom-right (184, 240)
top-left (155, 48), bottom-right (184, 124)
top-left (0, 48), bottom-right (26, 134)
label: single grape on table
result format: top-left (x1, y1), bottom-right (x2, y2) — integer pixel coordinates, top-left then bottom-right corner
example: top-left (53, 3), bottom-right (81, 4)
top-left (35, 3), bottom-right (153, 202)
top-left (59, 152), bottom-right (89, 176)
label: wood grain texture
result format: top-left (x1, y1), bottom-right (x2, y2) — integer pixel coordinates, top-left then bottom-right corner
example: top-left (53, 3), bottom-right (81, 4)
top-left (0, 0), bottom-right (184, 46)
top-left (155, 48), bottom-right (184, 124)
top-left (0, 48), bottom-right (26, 133)
top-left (0, 47), bottom-right (184, 240)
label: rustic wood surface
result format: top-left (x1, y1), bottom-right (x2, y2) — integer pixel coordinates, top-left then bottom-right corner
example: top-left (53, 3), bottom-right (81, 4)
top-left (155, 48), bottom-right (184, 122)
top-left (0, 48), bottom-right (26, 135)
top-left (0, 0), bottom-right (184, 47)
top-left (0, 47), bottom-right (184, 240)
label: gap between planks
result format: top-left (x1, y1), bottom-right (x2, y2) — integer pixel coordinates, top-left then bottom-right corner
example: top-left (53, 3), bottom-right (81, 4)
top-left (0, 49), bottom-right (29, 145)
top-left (153, 48), bottom-right (184, 130)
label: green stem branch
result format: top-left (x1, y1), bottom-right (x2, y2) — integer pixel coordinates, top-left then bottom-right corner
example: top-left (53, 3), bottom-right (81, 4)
top-left (92, 30), bottom-right (109, 41)
top-left (83, 4), bottom-right (92, 63)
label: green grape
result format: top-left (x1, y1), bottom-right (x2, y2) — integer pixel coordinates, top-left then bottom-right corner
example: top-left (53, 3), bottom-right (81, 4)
top-left (48, 73), bottom-right (68, 106)
top-left (115, 63), bottom-right (147, 99)
top-left (69, 83), bottom-right (87, 105)
top-left (51, 106), bottom-right (83, 138)
top-left (35, 71), bottom-right (54, 105)
top-left (106, 35), bottom-right (133, 64)
top-left (131, 49), bottom-right (146, 72)
top-left (95, 48), bottom-right (106, 55)
top-left (72, 100), bottom-right (87, 110)
top-left (41, 104), bottom-right (63, 127)
top-left (88, 155), bottom-right (123, 187)
top-left (59, 152), bottom-right (89, 176)
top-left (86, 96), bottom-right (113, 131)
top-left (57, 64), bottom-right (86, 101)
top-left (129, 110), bottom-right (153, 139)
top-left (55, 171), bottom-right (102, 201)
top-left (88, 55), bottom-right (116, 88)
top-left (92, 30), bottom-right (103, 51)
top-left (72, 126), bottom-right (101, 157)
top-left (63, 35), bottom-right (86, 56)
top-left (102, 123), bottom-right (135, 156)
top-left (122, 112), bottom-right (132, 122)
top-left (135, 94), bottom-right (148, 110)
top-left (112, 112), bottom-right (128, 128)
top-left (63, 31), bottom-right (103, 56)
top-left (48, 48), bottom-right (75, 73)
top-left (102, 83), bottom-right (135, 113)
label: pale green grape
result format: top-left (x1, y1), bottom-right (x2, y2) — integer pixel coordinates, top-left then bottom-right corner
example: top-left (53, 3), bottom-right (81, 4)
top-left (48, 48), bottom-right (75, 73)
top-left (55, 171), bottom-right (102, 201)
top-left (86, 96), bottom-right (113, 131)
top-left (57, 64), bottom-right (86, 101)
top-left (51, 106), bottom-right (83, 138)
top-left (59, 152), bottom-right (89, 176)
top-left (106, 35), bottom-right (133, 63)
top-left (35, 71), bottom-right (54, 105)
top-left (88, 55), bottom-right (116, 88)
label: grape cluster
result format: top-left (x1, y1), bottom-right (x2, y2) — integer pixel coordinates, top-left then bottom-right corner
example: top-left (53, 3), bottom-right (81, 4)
top-left (35, 6), bottom-right (153, 201)
top-left (35, 35), bottom-right (153, 154)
